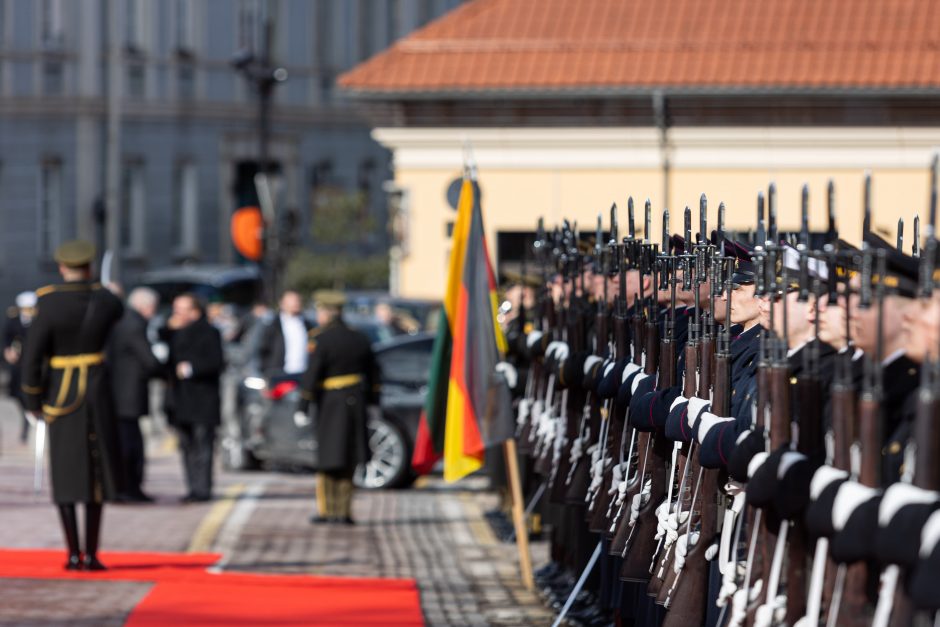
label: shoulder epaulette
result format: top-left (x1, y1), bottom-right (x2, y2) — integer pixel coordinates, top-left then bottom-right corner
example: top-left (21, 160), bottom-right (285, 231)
top-left (35, 284), bottom-right (57, 298)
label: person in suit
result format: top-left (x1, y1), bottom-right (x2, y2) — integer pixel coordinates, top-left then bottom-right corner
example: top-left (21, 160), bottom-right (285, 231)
top-left (297, 290), bottom-right (379, 525)
top-left (257, 290), bottom-right (311, 377)
top-left (20, 240), bottom-right (125, 571)
top-left (163, 293), bottom-right (224, 503)
top-left (109, 287), bottom-right (162, 503)
top-left (4, 291), bottom-right (37, 443)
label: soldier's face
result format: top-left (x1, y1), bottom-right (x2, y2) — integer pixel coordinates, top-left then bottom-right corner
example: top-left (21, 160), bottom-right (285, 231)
top-left (846, 275), bottom-right (912, 355)
top-left (902, 293), bottom-right (940, 363)
top-left (713, 289), bottom-right (728, 323)
top-left (816, 292), bottom-right (848, 350)
top-left (730, 284), bottom-right (760, 325)
top-left (761, 290), bottom-right (812, 343)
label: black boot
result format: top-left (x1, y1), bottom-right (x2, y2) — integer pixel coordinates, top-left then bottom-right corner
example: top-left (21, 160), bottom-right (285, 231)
top-left (57, 504), bottom-right (82, 570)
top-left (82, 503), bottom-right (106, 571)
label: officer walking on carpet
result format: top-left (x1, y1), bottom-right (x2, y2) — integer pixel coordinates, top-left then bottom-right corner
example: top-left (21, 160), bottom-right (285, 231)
top-left (20, 240), bottom-right (124, 571)
top-left (297, 290), bottom-right (379, 525)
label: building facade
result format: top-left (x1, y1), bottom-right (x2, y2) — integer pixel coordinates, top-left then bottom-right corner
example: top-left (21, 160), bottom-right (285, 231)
top-left (0, 0), bottom-right (463, 308)
top-left (340, 0), bottom-right (940, 300)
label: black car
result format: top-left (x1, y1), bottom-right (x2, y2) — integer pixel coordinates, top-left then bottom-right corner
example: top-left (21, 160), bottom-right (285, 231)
top-left (221, 332), bottom-right (434, 489)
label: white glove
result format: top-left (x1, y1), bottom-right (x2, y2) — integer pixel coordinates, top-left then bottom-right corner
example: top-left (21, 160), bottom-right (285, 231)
top-left (526, 330), bottom-right (544, 349)
top-left (25, 411), bottom-right (42, 426)
top-left (495, 361), bottom-right (518, 389)
top-left (293, 411), bottom-right (312, 428)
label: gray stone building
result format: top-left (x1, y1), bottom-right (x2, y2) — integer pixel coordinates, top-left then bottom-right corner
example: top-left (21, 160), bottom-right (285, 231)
top-left (0, 0), bottom-right (462, 307)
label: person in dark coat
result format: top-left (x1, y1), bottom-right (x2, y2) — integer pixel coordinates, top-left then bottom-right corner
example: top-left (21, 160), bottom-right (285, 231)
top-left (163, 293), bottom-right (224, 502)
top-left (297, 290), bottom-right (379, 525)
top-left (109, 287), bottom-right (162, 502)
top-left (4, 291), bottom-right (37, 442)
top-left (20, 240), bottom-right (124, 571)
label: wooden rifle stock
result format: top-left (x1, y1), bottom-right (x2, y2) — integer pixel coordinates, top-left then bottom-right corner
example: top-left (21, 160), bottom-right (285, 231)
top-left (698, 337), bottom-right (715, 400)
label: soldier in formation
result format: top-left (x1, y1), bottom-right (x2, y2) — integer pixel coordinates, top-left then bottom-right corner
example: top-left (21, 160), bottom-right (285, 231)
top-left (508, 163), bottom-right (940, 626)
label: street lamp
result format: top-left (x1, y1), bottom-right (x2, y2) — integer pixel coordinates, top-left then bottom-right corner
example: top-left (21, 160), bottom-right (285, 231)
top-left (231, 29), bottom-right (288, 303)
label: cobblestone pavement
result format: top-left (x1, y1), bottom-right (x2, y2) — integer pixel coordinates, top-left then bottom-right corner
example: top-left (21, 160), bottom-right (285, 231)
top-left (0, 398), bottom-right (552, 626)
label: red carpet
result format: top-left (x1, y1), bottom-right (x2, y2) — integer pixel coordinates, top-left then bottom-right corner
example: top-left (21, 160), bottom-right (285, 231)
top-left (0, 549), bottom-right (425, 626)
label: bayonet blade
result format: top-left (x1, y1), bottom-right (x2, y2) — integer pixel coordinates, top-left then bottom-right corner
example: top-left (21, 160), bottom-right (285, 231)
top-left (768, 182), bottom-right (778, 245)
top-left (644, 198), bottom-right (652, 244)
top-left (662, 208), bottom-right (670, 254)
top-left (897, 218), bottom-right (904, 253)
top-left (863, 171), bottom-right (872, 242)
top-left (756, 191), bottom-right (766, 249)
top-left (718, 202), bottom-right (726, 254)
top-left (800, 184), bottom-right (810, 250)
top-left (914, 215), bottom-right (921, 257)
top-left (628, 197), bottom-right (636, 239)
top-left (827, 179), bottom-right (837, 243)
top-left (684, 206), bottom-right (692, 251)
top-left (610, 203), bottom-right (619, 247)
top-left (699, 193), bottom-right (707, 244)
top-left (930, 153), bottom-right (938, 232)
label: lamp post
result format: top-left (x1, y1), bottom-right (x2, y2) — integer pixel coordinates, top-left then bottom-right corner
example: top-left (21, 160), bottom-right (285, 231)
top-left (231, 18), bottom-right (287, 304)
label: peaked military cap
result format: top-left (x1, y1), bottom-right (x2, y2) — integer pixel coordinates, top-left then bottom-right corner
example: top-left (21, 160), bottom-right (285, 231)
top-left (54, 240), bottom-right (95, 267)
top-left (313, 290), bottom-right (346, 309)
top-left (859, 233), bottom-right (919, 297)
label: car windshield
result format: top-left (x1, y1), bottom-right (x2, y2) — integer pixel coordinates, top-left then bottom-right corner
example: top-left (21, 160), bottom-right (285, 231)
top-left (376, 338), bottom-right (433, 384)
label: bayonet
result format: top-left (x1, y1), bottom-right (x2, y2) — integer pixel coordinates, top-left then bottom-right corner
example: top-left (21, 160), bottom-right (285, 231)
top-left (863, 171), bottom-right (872, 243)
top-left (644, 198), bottom-right (652, 244)
top-left (914, 215), bottom-right (921, 257)
top-left (897, 218), bottom-right (904, 253)
top-left (827, 179), bottom-right (838, 242)
top-left (699, 193), bottom-right (707, 245)
top-left (799, 185), bottom-right (810, 302)
top-left (717, 202), bottom-right (726, 255)
top-left (768, 182), bottom-right (778, 246)
top-left (628, 197), bottom-right (636, 239)
top-left (756, 191), bottom-right (766, 251)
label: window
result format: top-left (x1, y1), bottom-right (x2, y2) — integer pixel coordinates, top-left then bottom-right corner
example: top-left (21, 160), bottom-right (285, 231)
top-left (127, 62), bottom-right (144, 98)
top-left (38, 160), bottom-right (63, 258)
top-left (238, 0), bottom-right (266, 53)
top-left (41, 0), bottom-right (64, 48)
top-left (43, 59), bottom-right (63, 95)
top-left (125, 0), bottom-right (145, 50)
top-left (357, 0), bottom-right (374, 61)
top-left (120, 161), bottom-right (145, 254)
top-left (172, 161), bottom-right (198, 253)
top-left (315, 0), bottom-right (334, 99)
top-left (177, 62), bottom-right (194, 100)
top-left (175, 0), bottom-right (193, 52)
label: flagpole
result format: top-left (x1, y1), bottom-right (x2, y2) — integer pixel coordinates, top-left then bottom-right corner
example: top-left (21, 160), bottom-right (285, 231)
top-left (503, 438), bottom-right (534, 590)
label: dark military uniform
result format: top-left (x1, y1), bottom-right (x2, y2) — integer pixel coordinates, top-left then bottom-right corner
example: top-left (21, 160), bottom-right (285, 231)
top-left (21, 280), bottom-right (124, 504)
top-left (300, 309), bottom-right (378, 522)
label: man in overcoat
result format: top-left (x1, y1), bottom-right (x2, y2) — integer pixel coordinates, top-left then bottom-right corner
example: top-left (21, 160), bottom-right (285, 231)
top-left (164, 293), bottom-right (224, 502)
top-left (109, 287), bottom-right (162, 502)
top-left (20, 240), bottom-right (124, 570)
top-left (298, 290), bottom-right (379, 524)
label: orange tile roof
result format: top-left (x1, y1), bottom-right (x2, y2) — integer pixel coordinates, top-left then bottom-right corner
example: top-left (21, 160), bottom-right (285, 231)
top-left (339, 0), bottom-right (940, 95)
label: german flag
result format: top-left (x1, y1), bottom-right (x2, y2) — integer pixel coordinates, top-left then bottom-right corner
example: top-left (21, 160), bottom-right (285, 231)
top-left (411, 176), bottom-right (513, 481)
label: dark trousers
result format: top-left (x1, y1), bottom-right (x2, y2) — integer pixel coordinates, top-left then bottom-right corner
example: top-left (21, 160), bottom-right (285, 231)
top-left (117, 418), bottom-right (146, 497)
top-left (175, 423), bottom-right (215, 499)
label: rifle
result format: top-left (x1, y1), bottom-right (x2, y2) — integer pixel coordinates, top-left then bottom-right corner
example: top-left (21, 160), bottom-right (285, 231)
top-left (661, 202), bottom-right (723, 624)
top-left (832, 250), bottom-right (883, 627)
top-left (618, 204), bottom-right (671, 581)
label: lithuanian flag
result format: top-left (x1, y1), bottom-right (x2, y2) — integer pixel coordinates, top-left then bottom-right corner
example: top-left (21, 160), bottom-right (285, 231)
top-left (411, 176), bottom-right (513, 481)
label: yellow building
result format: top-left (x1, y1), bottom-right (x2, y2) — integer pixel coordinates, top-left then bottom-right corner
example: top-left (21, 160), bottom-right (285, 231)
top-left (340, 0), bottom-right (940, 299)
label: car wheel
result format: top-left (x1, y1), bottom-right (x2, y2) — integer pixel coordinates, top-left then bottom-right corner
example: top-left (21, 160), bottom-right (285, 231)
top-left (354, 415), bottom-right (410, 489)
top-left (220, 435), bottom-right (261, 471)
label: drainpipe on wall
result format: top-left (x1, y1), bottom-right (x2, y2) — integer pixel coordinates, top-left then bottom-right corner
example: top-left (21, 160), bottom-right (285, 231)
top-left (652, 90), bottom-right (670, 220)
